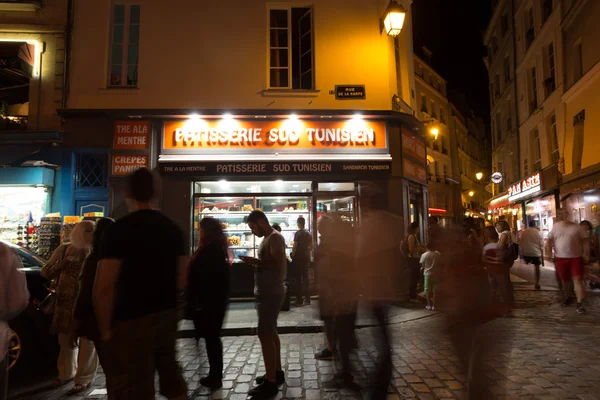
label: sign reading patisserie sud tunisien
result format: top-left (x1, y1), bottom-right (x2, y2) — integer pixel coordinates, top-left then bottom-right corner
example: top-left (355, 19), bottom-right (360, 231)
top-left (162, 120), bottom-right (387, 151)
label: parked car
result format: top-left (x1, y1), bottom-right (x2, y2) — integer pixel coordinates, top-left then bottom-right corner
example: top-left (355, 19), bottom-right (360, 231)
top-left (2, 240), bottom-right (59, 378)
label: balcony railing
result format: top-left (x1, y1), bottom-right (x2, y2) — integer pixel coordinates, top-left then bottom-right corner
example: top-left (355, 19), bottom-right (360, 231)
top-left (0, 1), bottom-right (41, 11)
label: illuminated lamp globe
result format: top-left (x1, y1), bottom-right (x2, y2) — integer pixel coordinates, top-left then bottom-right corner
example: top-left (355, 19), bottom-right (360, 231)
top-left (476, 172), bottom-right (483, 181)
top-left (381, 0), bottom-right (406, 37)
top-left (468, 191), bottom-right (475, 197)
top-left (430, 127), bottom-right (439, 140)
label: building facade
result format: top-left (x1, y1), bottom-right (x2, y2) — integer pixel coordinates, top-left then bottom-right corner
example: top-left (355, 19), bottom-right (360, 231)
top-left (560, 0), bottom-right (600, 225)
top-left (60, 0), bottom-right (425, 295)
top-left (0, 0), bottom-right (110, 244)
top-left (485, 0), bottom-right (520, 200)
top-left (485, 0), bottom-right (600, 244)
top-left (414, 53), bottom-right (460, 223)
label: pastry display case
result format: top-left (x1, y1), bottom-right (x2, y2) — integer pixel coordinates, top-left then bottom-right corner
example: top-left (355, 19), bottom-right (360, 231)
top-left (192, 196), bottom-right (311, 262)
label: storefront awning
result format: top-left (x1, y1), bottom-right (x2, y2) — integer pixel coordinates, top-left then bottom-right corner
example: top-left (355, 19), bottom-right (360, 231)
top-left (560, 170), bottom-right (600, 198)
top-left (0, 167), bottom-right (55, 187)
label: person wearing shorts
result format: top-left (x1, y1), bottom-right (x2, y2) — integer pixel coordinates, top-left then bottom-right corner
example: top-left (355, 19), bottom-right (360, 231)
top-left (520, 220), bottom-right (544, 289)
top-left (420, 240), bottom-right (441, 311)
top-left (243, 211), bottom-right (288, 398)
top-left (547, 210), bottom-right (589, 314)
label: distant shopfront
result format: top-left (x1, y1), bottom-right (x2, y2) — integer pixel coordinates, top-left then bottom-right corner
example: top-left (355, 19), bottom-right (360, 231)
top-left (488, 165), bottom-right (560, 239)
top-left (560, 169), bottom-right (600, 225)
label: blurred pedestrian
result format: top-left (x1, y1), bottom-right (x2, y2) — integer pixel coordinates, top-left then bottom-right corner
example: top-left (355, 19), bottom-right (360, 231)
top-left (547, 208), bottom-right (588, 314)
top-left (314, 215), bottom-right (335, 361)
top-left (357, 183), bottom-right (403, 400)
top-left (291, 216), bottom-right (312, 306)
top-left (242, 211), bottom-right (287, 397)
top-left (94, 168), bottom-right (187, 400)
top-left (420, 239), bottom-right (441, 311)
top-left (42, 220), bottom-right (98, 393)
top-left (315, 215), bottom-right (360, 390)
top-left (187, 217), bottom-right (230, 390)
top-left (403, 222), bottom-right (425, 302)
top-left (580, 220), bottom-right (598, 263)
top-left (520, 220), bottom-right (544, 289)
top-left (0, 241), bottom-right (29, 400)
top-left (494, 220), bottom-right (516, 306)
top-left (69, 218), bottom-right (114, 389)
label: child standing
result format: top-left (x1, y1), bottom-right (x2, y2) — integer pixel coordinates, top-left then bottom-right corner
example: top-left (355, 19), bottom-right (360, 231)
top-left (420, 240), bottom-right (441, 310)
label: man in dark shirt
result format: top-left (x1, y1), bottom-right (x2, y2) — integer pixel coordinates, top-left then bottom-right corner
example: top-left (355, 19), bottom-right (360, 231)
top-left (93, 168), bottom-right (187, 400)
top-left (292, 216), bottom-right (312, 306)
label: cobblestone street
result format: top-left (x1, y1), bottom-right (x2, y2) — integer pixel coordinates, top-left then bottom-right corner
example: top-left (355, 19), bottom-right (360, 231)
top-left (10, 285), bottom-right (600, 400)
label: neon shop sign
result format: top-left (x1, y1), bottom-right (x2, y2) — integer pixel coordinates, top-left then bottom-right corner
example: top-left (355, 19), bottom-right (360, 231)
top-left (508, 173), bottom-right (541, 201)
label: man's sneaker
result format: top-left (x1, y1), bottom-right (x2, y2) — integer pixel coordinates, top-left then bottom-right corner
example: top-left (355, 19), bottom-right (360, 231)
top-left (315, 348), bottom-right (334, 360)
top-left (255, 370), bottom-right (285, 386)
top-left (248, 379), bottom-right (279, 397)
top-left (577, 303), bottom-right (587, 314)
top-left (431, 306), bottom-right (436, 311)
top-left (426, 304), bottom-right (431, 310)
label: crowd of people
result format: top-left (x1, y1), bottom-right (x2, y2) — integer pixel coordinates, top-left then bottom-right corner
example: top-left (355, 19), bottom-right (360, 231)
top-left (0, 167), bottom-right (596, 399)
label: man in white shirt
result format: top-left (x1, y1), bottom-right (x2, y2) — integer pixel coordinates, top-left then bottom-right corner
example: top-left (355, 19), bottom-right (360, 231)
top-left (547, 209), bottom-right (589, 314)
top-left (0, 242), bottom-right (30, 400)
top-left (520, 221), bottom-right (544, 290)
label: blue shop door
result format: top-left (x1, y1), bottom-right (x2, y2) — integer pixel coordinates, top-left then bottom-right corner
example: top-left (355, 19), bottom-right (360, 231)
top-left (76, 201), bottom-right (108, 217)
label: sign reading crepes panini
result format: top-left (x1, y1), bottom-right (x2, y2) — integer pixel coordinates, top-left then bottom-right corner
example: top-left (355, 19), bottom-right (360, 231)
top-left (112, 154), bottom-right (149, 175)
top-left (162, 120), bottom-right (387, 151)
top-left (159, 161), bottom-right (391, 176)
top-left (114, 121), bottom-right (151, 149)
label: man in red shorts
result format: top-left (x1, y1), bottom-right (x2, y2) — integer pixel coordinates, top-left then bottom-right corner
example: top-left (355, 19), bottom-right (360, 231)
top-left (547, 208), bottom-right (589, 314)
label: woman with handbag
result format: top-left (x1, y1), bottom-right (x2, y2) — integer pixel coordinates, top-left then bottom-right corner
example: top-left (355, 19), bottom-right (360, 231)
top-left (186, 217), bottom-right (230, 390)
top-left (69, 218), bottom-right (114, 386)
top-left (493, 220), bottom-right (516, 307)
top-left (41, 220), bottom-right (98, 393)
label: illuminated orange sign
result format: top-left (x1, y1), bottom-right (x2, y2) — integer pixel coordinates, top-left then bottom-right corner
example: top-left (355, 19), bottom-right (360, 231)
top-left (162, 119), bottom-right (387, 150)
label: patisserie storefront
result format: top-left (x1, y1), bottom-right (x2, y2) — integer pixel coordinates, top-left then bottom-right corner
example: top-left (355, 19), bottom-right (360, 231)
top-left (154, 112), bottom-right (427, 297)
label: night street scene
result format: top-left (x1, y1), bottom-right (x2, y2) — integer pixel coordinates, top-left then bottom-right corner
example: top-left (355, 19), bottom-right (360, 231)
top-left (2, 0), bottom-right (600, 399)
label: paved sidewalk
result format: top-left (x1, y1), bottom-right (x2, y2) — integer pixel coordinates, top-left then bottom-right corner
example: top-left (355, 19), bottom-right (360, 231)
top-left (10, 287), bottom-right (600, 400)
top-left (178, 301), bottom-right (431, 337)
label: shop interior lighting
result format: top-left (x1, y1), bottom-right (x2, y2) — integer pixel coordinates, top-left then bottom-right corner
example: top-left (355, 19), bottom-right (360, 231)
top-left (222, 113), bottom-right (234, 120)
top-left (288, 114), bottom-right (299, 120)
top-left (255, 115), bottom-right (267, 119)
top-left (189, 114), bottom-right (200, 120)
top-left (353, 114), bottom-right (363, 120)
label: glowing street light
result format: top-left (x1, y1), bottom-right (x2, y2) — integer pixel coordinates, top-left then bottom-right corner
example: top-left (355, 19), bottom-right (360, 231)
top-left (430, 127), bottom-right (439, 140)
top-left (381, 0), bottom-right (407, 37)
top-left (476, 172), bottom-right (483, 181)
top-left (468, 191), bottom-right (475, 197)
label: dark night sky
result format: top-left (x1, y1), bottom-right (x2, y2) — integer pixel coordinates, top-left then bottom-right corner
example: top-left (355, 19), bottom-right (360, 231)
top-left (412, 0), bottom-right (492, 124)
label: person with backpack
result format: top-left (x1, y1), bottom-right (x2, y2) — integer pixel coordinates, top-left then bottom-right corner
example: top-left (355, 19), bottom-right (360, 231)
top-left (494, 220), bottom-right (516, 306)
top-left (403, 222), bottom-right (426, 302)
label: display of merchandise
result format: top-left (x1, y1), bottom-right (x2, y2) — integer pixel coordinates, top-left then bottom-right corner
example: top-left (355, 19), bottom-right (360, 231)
top-left (37, 217), bottom-right (62, 259)
top-left (194, 196), bottom-right (311, 262)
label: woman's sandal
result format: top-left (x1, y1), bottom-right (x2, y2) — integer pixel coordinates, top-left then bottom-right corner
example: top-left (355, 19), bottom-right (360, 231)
top-left (68, 383), bottom-right (91, 394)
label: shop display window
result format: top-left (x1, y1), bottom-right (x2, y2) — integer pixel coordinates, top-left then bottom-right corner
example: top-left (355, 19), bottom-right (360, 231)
top-left (0, 187), bottom-right (49, 243)
top-left (193, 181), bottom-right (312, 262)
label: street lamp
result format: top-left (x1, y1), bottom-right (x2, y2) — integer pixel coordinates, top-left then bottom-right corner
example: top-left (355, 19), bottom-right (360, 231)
top-left (468, 190), bottom-right (475, 197)
top-left (430, 127), bottom-right (439, 140)
top-left (381, 0), bottom-right (407, 37)
top-left (476, 172), bottom-right (483, 181)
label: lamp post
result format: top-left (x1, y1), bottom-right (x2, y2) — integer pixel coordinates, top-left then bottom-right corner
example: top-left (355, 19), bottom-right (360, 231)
top-left (381, 0), bottom-right (407, 37)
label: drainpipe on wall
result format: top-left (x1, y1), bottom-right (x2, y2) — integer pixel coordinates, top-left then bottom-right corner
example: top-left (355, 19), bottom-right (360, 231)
top-left (511, 0), bottom-right (522, 183)
top-left (62, 0), bottom-right (74, 110)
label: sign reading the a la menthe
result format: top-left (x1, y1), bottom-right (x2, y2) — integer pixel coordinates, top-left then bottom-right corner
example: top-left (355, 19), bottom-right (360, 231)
top-left (335, 85), bottom-right (366, 100)
top-left (113, 121), bottom-right (151, 150)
